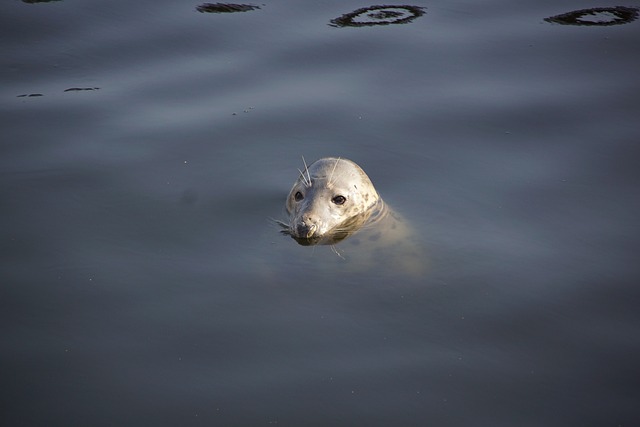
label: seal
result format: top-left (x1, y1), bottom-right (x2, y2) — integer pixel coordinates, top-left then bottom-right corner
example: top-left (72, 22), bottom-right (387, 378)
top-left (278, 157), bottom-right (384, 245)
top-left (277, 157), bottom-right (427, 276)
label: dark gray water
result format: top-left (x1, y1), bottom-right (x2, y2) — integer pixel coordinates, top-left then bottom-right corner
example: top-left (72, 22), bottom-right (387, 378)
top-left (2, 1), bottom-right (640, 426)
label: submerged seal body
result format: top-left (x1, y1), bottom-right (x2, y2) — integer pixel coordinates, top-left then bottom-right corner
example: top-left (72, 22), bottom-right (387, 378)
top-left (281, 157), bottom-right (383, 245)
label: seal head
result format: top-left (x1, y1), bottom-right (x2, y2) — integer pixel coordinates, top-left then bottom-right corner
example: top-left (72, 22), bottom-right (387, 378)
top-left (282, 157), bottom-right (380, 245)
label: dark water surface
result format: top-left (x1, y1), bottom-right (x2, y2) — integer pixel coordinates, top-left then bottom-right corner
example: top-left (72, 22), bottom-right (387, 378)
top-left (2, 0), bottom-right (640, 425)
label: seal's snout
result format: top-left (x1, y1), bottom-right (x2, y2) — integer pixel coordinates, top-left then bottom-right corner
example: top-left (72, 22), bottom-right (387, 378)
top-left (304, 223), bottom-right (318, 238)
top-left (295, 217), bottom-right (320, 238)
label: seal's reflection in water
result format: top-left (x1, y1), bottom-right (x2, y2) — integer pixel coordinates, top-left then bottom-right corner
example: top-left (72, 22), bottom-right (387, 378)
top-left (277, 158), bottom-right (426, 276)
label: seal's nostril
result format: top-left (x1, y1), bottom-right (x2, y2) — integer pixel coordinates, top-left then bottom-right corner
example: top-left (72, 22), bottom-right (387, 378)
top-left (306, 224), bottom-right (317, 238)
top-left (295, 221), bottom-right (313, 239)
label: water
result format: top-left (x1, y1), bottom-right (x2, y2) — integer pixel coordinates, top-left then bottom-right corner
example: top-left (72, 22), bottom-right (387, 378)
top-left (2, 1), bottom-right (639, 425)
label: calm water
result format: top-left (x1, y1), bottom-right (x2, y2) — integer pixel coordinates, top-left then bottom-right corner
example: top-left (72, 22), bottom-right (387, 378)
top-left (2, 0), bottom-right (639, 425)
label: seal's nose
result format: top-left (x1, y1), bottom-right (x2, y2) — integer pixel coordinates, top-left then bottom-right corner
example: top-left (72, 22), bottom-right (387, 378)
top-left (295, 217), bottom-right (319, 238)
top-left (304, 223), bottom-right (317, 238)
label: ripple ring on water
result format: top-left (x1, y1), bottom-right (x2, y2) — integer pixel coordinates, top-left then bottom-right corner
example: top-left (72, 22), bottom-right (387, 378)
top-left (330, 5), bottom-right (425, 28)
top-left (544, 6), bottom-right (639, 26)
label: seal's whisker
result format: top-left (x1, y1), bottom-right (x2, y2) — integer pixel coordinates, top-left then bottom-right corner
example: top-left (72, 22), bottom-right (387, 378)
top-left (328, 156), bottom-right (341, 187)
top-left (269, 217), bottom-right (291, 231)
top-left (301, 155), bottom-right (312, 187)
top-left (330, 245), bottom-right (346, 259)
top-left (297, 168), bottom-right (310, 188)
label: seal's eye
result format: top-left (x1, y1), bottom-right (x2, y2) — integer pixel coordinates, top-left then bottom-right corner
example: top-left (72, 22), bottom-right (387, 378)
top-left (332, 195), bottom-right (346, 205)
top-left (294, 191), bottom-right (304, 201)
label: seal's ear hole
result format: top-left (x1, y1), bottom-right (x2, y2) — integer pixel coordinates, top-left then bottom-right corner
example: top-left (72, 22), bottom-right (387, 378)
top-left (294, 191), bottom-right (304, 201)
top-left (332, 195), bottom-right (346, 205)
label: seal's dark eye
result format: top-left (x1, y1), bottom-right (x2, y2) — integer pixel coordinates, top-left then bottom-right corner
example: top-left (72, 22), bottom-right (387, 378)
top-left (332, 195), bottom-right (346, 205)
top-left (294, 191), bottom-right (304, 201)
